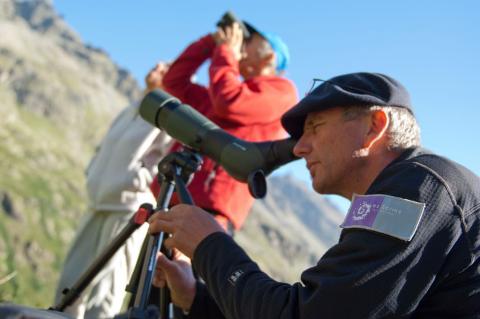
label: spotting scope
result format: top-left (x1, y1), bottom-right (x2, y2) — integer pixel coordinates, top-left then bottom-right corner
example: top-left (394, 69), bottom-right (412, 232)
top-left (139, 89), bottom-right (299, 198)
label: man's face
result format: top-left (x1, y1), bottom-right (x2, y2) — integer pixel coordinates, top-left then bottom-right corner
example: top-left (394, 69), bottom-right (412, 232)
top-left (239, 34), bottom-right (270, 79)
top-left (293, 107), bottom-right (369, 197)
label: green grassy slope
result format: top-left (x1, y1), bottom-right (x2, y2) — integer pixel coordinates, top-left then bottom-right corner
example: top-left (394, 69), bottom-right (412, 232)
top-left (0, 103), bottom-right (88, 306)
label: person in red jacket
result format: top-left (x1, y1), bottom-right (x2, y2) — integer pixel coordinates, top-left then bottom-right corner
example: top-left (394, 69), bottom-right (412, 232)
top-left (152, 21), bottom-right (298, 231)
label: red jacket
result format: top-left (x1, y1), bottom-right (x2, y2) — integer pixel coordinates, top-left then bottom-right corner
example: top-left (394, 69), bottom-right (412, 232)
top-left (152, 34), bottom-right (298, 229)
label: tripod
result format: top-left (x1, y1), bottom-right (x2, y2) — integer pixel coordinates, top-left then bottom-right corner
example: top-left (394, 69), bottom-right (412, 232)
top-left (51, 149), bottom-right (202, 319)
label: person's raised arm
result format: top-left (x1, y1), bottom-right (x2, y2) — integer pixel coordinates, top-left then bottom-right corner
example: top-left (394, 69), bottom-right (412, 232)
top-left (208, 24), bottom-right (297, 125)
top-left (162, 35), bottom-right (215, 115)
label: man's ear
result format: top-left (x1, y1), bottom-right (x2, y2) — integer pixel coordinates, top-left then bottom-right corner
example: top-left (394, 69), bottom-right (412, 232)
top-left (363, 109), bottom-right (389, 150)
top-left (261, 52), bottom-right (276, 70)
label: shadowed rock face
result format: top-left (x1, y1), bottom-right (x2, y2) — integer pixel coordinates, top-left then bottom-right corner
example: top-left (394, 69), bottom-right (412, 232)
top-left (10, 0), bottom-right (135, 95)
top-left (1, 0), bottom-right (140, 128)
top-left (1, 191), bottom-right (22, 221)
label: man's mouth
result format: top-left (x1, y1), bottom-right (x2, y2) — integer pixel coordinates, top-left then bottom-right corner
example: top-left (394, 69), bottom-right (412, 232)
top-left (307, 161), bottom-right (319, 176)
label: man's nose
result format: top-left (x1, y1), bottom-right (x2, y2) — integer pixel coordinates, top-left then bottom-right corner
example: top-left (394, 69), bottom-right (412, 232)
top-left (293, 134), bottom-right (310, 158)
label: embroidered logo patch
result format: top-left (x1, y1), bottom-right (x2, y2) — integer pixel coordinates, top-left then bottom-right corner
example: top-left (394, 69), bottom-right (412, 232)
top-left (228, 269), bottom-right (245, 286)
top-left (341, 194), bottom-right (425, 241)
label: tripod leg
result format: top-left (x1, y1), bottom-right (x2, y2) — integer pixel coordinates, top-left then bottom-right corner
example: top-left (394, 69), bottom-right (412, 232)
top-left (146, 242), bottom-right (174, 318)
top-left (159, 243), bottom-right (173, 317)
top-left (52, 215), bottom-right (145, 312)
top-left (126, 234), bottom-right (150, 308)
top-left (122, 150), bottom-right (201, 319)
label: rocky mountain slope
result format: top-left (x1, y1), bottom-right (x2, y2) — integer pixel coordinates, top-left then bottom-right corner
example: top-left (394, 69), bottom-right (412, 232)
top-left (0, 0), bottom-right (141, 306)
top-left (0, 0), bottom-right (344, 308)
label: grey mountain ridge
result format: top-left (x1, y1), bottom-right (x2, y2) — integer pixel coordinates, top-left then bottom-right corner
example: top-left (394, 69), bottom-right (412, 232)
top-left (0, 0), bottom-right (344, 307)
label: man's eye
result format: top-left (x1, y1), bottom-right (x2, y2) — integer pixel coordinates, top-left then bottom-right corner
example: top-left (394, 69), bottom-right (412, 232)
top-left (312, 123), bottom-right (324, 133)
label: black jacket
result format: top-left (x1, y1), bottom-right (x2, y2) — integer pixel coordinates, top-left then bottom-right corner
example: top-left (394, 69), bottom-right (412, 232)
top-left (188, 148), bottom-right (480, 318)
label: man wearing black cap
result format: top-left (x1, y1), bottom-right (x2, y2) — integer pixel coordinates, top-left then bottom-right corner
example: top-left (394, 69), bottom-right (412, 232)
top-left (148, 72), bottom-right (480, 318)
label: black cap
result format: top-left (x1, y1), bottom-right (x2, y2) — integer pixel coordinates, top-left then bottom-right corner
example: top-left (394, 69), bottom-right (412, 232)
top-left (281, 72), bottom-right (413, 139)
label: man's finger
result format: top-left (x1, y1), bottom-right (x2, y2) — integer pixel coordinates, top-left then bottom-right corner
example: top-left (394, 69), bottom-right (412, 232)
top-left (148, 217), bottom-right (175, 235)
top-left (153, 254), bottom-right (168, 288)
top-left (172, 248), bottom-right (191, 263)
top-left (152, 277), bottom-right (166, 288)
top-left (148, 209), bottom-right (172, 222)
top-left (225, 23), bottom-right (237, 38)
top-left (163, 236), bottom-right (175, 251)
top-left (156, 253), bottom-right (173, 268)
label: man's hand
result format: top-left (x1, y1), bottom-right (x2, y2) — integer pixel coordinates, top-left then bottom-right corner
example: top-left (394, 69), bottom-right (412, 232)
top-left (212, 22), bottom-right (244, 61)
top-left (153, 249), bottom-right (196, 311)
top-left (149, 206), bottom-right (225, 310)
top-left (145, 61), bottom-right (170, 92)
top-left (148, 204), bottom-right (225, 259)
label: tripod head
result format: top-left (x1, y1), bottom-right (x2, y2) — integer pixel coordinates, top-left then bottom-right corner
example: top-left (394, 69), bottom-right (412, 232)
top-left (157, 149), bottom-right (202, 198)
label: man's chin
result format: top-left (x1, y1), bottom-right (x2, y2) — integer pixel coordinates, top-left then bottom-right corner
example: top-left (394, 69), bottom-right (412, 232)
top-left (311, 179), bottom-right (322, 194)
top-left (239, 67), bottom-right (254, 79)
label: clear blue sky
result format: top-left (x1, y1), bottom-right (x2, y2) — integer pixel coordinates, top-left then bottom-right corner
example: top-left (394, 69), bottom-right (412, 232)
top-left (54, 0), bottom-right (480, 212)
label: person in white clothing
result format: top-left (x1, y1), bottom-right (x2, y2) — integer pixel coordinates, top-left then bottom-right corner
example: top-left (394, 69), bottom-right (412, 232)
top-left (54, 62), bottom-right (173, 319)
